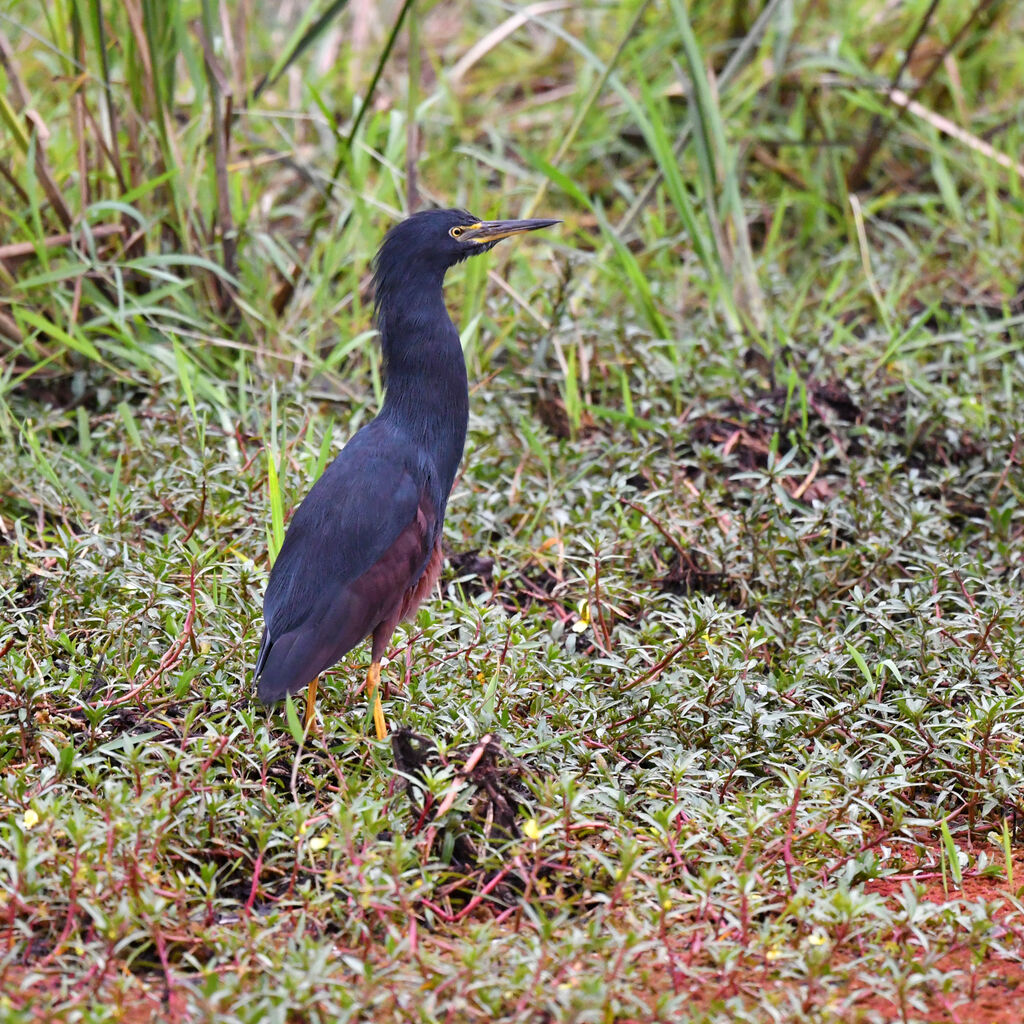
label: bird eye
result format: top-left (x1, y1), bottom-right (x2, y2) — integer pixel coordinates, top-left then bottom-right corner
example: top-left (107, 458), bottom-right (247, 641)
top-left (450, 226), bottom-right (465, 238)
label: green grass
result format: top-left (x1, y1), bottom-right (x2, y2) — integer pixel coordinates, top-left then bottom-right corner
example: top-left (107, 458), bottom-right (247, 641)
top-left (2, 1), bottom-right (1024, 1021)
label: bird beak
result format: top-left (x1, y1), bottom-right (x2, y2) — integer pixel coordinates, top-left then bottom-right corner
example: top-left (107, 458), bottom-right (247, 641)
top-left (461, 218), bottom-right (561, 244)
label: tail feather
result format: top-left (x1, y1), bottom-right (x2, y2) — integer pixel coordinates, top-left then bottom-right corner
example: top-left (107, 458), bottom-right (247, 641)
top-left (255, 630), bottom-right (310, 703)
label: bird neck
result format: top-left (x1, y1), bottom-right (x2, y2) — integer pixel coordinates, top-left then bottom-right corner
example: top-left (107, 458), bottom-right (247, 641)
top-left (376, 282), bottom-right (470, 483)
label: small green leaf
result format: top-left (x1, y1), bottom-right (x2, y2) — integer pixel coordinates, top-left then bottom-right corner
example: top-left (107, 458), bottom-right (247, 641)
top-left (940, 818), bottom-right (962, 888)
top-left (284, 695), bottom-right (304, 746)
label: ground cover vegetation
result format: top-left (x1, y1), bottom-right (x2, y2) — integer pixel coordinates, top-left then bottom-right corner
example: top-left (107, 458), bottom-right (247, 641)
top-left (1, 0), bottom-right (1023, 1020)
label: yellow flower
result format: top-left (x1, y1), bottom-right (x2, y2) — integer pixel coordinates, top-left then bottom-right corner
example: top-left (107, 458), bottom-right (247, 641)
top-left (309, 836), bottom-right (329, 852)
top-left (572, 600), bottom-right (590, 633)
top-left (522, 818), bottom-right (541, 840)
top-left (22, 809), bottom-right (39, 829)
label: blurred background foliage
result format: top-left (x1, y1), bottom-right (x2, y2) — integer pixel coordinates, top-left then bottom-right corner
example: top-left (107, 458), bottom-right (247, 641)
top-left (2, 0), bottom-right (1020, 406)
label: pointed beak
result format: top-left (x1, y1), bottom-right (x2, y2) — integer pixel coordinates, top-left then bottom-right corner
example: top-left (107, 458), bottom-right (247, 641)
top-left (461, 218), bottom-right (561, 244)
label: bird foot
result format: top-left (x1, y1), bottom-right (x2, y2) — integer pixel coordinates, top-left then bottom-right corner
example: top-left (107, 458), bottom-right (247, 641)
top-left (304, 677), bottom-right (319, 731)
top-left (366, 661), bottom-right (389, 741)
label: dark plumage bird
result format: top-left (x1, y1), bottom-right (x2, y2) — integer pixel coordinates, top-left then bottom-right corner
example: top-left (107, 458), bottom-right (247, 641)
top-left (255, 208), bottom-right (559, 738)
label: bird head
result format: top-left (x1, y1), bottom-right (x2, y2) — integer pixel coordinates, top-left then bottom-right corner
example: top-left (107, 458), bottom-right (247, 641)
top-left (434, 208), bottom-right (561, 261)
top-left (373, 208), bottom-right (559, 287)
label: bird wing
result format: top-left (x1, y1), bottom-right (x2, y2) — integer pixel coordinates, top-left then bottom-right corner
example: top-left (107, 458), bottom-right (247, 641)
top-left (255, 427), bottom-right (437, 703)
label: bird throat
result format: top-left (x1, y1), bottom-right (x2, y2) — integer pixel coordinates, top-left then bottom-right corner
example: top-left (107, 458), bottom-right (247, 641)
top-left (376, 280), bottom-right (470, 489)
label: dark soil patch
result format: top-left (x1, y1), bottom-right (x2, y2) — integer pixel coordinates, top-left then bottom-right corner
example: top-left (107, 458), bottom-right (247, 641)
top-left (392, 729), bottom-right (534, 912)
top-left (444, 547), bottom-right (495, 600)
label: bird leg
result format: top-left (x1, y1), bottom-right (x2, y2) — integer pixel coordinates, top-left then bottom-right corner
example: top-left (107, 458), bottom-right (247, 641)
top-left (367, 660), bottom-right (387, 741)
top-left (304, 676), bottom-right (319, 730)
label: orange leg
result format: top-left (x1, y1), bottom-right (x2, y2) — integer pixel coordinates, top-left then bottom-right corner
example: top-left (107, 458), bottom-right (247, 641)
top-left (367, 660), bottom-right (387, 741)
top-left (304, 676), bottom-right (319, 730)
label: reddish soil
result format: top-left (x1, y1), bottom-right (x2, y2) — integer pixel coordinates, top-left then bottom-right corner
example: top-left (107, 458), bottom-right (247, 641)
top-left (666, 859), bottom-right (1024, 1023)
top-left (6, 847), bottom-right (1024, 1022)
top-left (0, 964), bottom-right (167, 1023)
top-left (852, 865), bottom-right (1024, 1023)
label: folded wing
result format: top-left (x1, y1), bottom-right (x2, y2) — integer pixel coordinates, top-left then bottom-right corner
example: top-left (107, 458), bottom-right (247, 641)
top-left (255, 427), bottom-right (436, 703)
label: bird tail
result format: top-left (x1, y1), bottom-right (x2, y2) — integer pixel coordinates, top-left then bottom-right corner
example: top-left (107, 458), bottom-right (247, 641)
top-left (254, 629), bottom-right (299, 704)
top-left (254, 628), bottom-right (333, 704)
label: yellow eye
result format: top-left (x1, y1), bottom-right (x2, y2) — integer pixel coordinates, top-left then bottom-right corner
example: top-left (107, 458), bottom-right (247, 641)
top-left (450, 226), bottom-right (465, 238)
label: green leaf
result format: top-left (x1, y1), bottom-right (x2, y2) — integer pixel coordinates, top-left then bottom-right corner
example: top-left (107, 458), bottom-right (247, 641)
top-left (267, 451), bottom-right (285, 564)
top-left (284, 695), bottom-right (304, 747)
